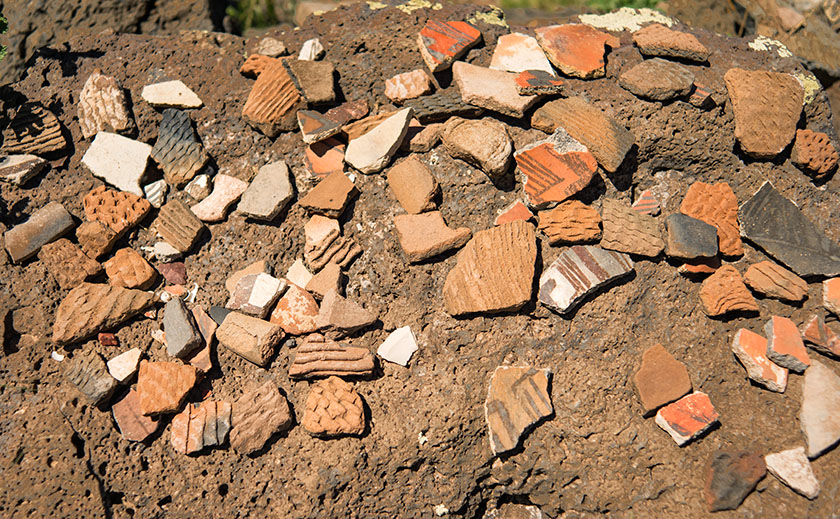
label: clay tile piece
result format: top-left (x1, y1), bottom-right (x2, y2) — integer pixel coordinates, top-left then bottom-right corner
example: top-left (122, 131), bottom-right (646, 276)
top-left (632, 189), bottom-right (660, 216)
top-left (104, 248), bottom-right (158, 290)
top-left (491, 33), bottom-right (555, 75)
top-left (298, 171), bottom-right (359, 218)
top-left (800, 360), bottom-right (840, 458)
top-left (451, 62), bottom-right (540, 119)
top-left (3, 202), bottom-right (74, 264)
top-left (225, 273), bottom-right (287, 319)
top-left (402, 88), bottom-right (483, 124)
top-left (78, 70), bottom-right (136, 139)
top-left (297, 109), bottom-right (342, 144)
top-left (731, 328), bottom-right (788, 393)
top-left (537, 200), bottom-right (601, 244)
top-left (216, 311), bottom-right (284, 366)
top-left (315, 290), bottom-right (377, 337)
top-left (269, 284), bottom-right (319, 335)
top-left (632, 23), bottom-right (710, 62)
top-left (0, 154), bottom-right (47, 186)
top-left (699, 265), bottom-right (758, 317)
top-left (791, 129), bottom-right (839, 179)
top-left (83, 185), bottom-right (152, 237)
top-left (601, 198), bottom-right (664, 257)
top-left (496, 201), bottom-right (535, 227)
top-left (64, 350), bottom-right (118, 406)
top-left (240, 54), bottom-right (278, 78)
top-left (304, 137), bottom-right (345, 179)
top-left (656, 391), bottom-right (719, 446)
top-left (443, 220), bottom-right (537, 316)
top-left (1, 103), bottom-right (67, 156)
top-left (289, 333), bottom-right (375, 379)
top-left (515, 70), bottom-right (564, 96)
top-left (633, 344), bottom-right (692, 415)
top-left (52, 283), bottom-right (155, 346)
top-left (137, 360), bottom-right (198, 416)
top-left (743, 261), bottom-right (807, 302)
top-left (190, 174), bottom-right (249, 223)
top-left (680, 181), bottom-right (743, 257)
top-left (81, 132), bottom-right (152, 196)
top-left (618, 58), bottom-right (694, 101)
top-left (302, 376), bottom-right (366, 437)
top-left (111, 389), bottom-right (160, 442)
top-left (154, 199), bottom-right (206, 254)
top-left (303, 215), bottom-right (362, 272)
top-left (39, 238), bottom-right (103, 290)
top-left (394, 211), bottom-right (472, 263)
top-left (534, 24), bottom-right (617, 79)
top-left (485, 366), bottom-right (552, 455)
top-left (417, 20), bottom-right (482, 73)
top-left (282, 59), bottom-right (335, 105)
top-left (242, 58), bottom-right (305, 137)
top-left (386, 156), bottom-right (439, 214)
top-left (230, 381), bottom-right (293, 455)
top-left (151, 109), bottom-right (210, 188)
top-left (765, 315), bottom-right (810, 373)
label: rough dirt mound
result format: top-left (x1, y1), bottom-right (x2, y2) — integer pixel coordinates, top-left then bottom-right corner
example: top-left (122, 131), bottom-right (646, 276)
top-left (1, 2), bottom-right (840, 518)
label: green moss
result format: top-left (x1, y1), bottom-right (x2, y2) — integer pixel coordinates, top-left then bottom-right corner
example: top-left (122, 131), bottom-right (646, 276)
top-left (1, 12), bottom-right (7, 61)
top-left (226, 0), bottom-right (280, 32)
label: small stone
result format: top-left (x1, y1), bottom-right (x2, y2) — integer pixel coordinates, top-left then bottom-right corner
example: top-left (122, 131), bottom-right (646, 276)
top-left (740, 182), bottom-right (840, 277)
top-left (184, 174), bottom-right (212, 201)
top-left (78, 70), bottom-right (136, 139)
top-left (298, 38), bottom-right (325, 60)
top-left (385, 69), bottom-right (433, 104)
top-left (699, 265), bottom-right (759, 317)
top-left (98, 332), bottom-right (119, 346)
top-left (302, 376), bottom-right (365, 437)
top-left (680, 181), bottom-right (743, 257)
top-left (490, 33), bottom-right (555, 75)
top-left (287, 258), bottom-right (314, 289)
top-left (766, 316), bottom-right (810, 373)
top-left (632, 23), bottom-right (710, 61)
top-left (4, 202), bottom-right (74, 264)
top-left (514, 70), bottom-right (564, 96)
top-left (0, 154), bottom-right (47, 185)
top-left (158, 262), bottom-right (187, 285)
top-left (143, 179), bottom-right (168, 209)
top-left (289, 333), bottom-right (375, 378)
top-left (801, 360), bottom-right (840, 458)
top-left (64, 350), bottom-right (118, 406)
top-left (619, 58), bottom-right (694, 101)
top-left (82, 132), bottom-right (151, 196)
top-left (634, 344), bottom-right (692, 415)
top-left (515, 129), bottom-right (597, 209)
top-left (678, 257), bottom-right (721, 277)
top-left (724, 68), bottom-right (803, 159)
top-left (441, 117), bottom-right (512, 181)
top-left (531, 97), bottom-right (634, 173)
top-left (306, 262), bottom-right (344, 300)
top-left (111, 389), bottom-right (159, 442)
top-left (83, 185), bottom-right (152, 237)
top-left (534, 24), bottom-right (618, 79)
top-left (52, 283), bottom-right (154, 345)
top-left (537, 200), bottom-right (600, 244)
top-left (151, 109), bottom-right (209, 188)
top-left (256, 37), bottom-right (287, 57)
top-left (402, 88), bottom-right (484, 124)
top-left (1, 103), bottom-right (67, 156)
top-left (136, 360), bottom-right (197, 415)
top-left (601, 198), bottom-right (664, 257)
top-left (200, 400), bottom-right (231, 447)
top-left (539, 245), bottom-right (634, 314)
top-left (240, 54), bottom-right (276, 78)
top-left (496, 201), bottom-right (534, 227)
top-left (225, 260), bottom-right (270, 295)
top-left (236, 161), bottom-right (293, 221)
top-left (39, 239), bottom-right (102, 289)
top-left (163, 297), bottom-right (202, 358)
top-left (75, 221), bottom-right (117, 260)
top-left (242, 58), bottom-right (305, 137)
top-left (377, 326), bottom-right (419, 366)
top-left (140, 80), bottom-right (203, 108)
top-left (665, 213), bottom-right (718, 259)
top-left (315, 290), bottom-right (376, 336)
top-left (387, 156), bottom-right (439, 214)
top-left (800, 314), bottom-right (840, 358)
top-left (345, 108), bottom-right (413, 174)
top-left (303, 215), bottom-right (361, 272)
top-left (154, 199), bottom-right (205, 254)
top-left (394, 211), bottom-right (471, 263)
top-left (216, 311), bottom-right (284, 366)
top-left (269, 284), bottom-right (319, 335)
top-left (299, 171), bottom-right (358, 218)
top-left (152, 242), bottom-right (182, 263)
top-left (452, 62), bottom-right (540, 118)
top-left (417, 20), bottom-right (482, 72)
top-left (485, 366), bottom-right (553, 455)
top-left (631, 189), bottom-right (660, 216)
top-left (283, 59), bottom-right (335, 104)
top-left (106, 347), bottom-right (143, 384)
top-left (190, 174), bottom-right (248, 223)
top-left (226, 273), bottom-right (286, 319)
top-left (655, 391), bottom-right (719, 446)
top-left (230, 381), bottom-right (292, 455)
top-left (297, 110), bottom-right (342, 144)
top-left (443, 221), bottom-right (537, 316)
top-left (765, 447), bottom-right (819, 499)
top-left (731, 328), bottom-right (788, 393)
top-left (791, 129), bottom-right (839, 178)
top-left (208, 306), bottom-right (232, 327)
top-left (704, 451), bottom-right (766, 512)
top-left (104, 248), bottom-right (158, 290)
top-left (304, 137), bottom-right (345, 179)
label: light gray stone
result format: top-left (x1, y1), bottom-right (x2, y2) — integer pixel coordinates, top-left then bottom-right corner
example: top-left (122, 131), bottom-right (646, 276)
top-left (163, 298), bottom-right (203, 358)
top-left (298, 38), bottom-right (325, 60)
top-left (765, 447), bottom-right (820, 499)
top-left (237, 161), bottom-right (294, 221)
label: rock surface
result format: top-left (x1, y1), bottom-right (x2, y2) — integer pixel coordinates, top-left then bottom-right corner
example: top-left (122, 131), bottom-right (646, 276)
top-left (485, 366), bottom-right (552, 455)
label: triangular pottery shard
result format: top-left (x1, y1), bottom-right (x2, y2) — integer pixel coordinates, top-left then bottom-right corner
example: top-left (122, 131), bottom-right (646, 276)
top-left (740, 182), bottom-right (840, 277)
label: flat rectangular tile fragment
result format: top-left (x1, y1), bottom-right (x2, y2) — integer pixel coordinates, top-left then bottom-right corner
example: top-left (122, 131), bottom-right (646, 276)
top-left (538, 245), bottom-right (634, 314)
top-left (4, 201), bottom-right (74, 263)
top-left (655, 391), bottom-right (719, 446)
top-left (731, 328), bottom-right (788, 392)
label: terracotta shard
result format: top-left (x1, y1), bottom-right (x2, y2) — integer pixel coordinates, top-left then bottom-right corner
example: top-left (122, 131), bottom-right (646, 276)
top-left (1, 103), bottom-right (67, 155)
top-left (534, 24), bottom-right (617, 79)
top-left (452, 62), bottom-right (540, 118)
top-left (78, 70), bottom-right (136, 139)
top-left (386, 156), bottom-right (439, 214)
top-left (151, 109), bottom-right (209, 188)
top-left (496, 201), bottom-right (535, 227)
top-left (417, 20), bottom-right (482, 72)
top-left (297, 109), bottom-right (342, 144)
top-left (298, 171), bottom-right (358, 218)
top-left (216, 311), bottom-right (284, 366)
top-left (282, 59), bottom-right (335, 105)
top-left (664, 213), bottom-right (718, 260)
top-left (239, 54), bottom-right (278, 78)
top-left (800, 314), bottom-right (840, 358)
top-left (800, 360), bottom-right (840, 458)
top-left (704, 451), bottom-right (766, 511)
top-left (724, 68), bottom-right (803, 159)
top-left (632, 23), bottom-right (710, 61)
top-left (154, 199), bottom-right (206, 254)
top-left (303, 215), bottom-right (361, 272)
top-left (531, 97), bottom-right (634, 173)
top-left (689, 82), bottom-right (716, 109)
top-left (104, 248), bottom-right (158, 290)
top-left (394, 211), bottom-right (472, 263)
top-left (230, 381), bottom-right (293, 455)
top-left (39, 239), bottom-right (103, 289)
top-left (64, 350), bottom-right (118, 406)
top-left (537, 200), bottom-right (600, 244)
top-left (137, 360), bottom-right (198, 415)
top-left (289, 333), bottom-right (375, 379)
top-left (242, 58), bottom-right (305, 137)
top-left (515, 129), bottom-right (598, 209)
top-left (83, 185), bottom-right (152, 237)
top-left (731, 328), bottom-right (788, 392)
top-left (634, 344), bottom-right (692, 415)
top-left (76, 221), bottom-right (118, 260)
top-left (324, 99), bottom-right (369, 126)
top-left (618, 58), bottom-right (694, 101)
top-left (441, 117), bottom-right (512, 181)
top-left (304, 137), bottom-right (345, 179)
top-left (111, 389), bottom-right (159, 442)
top-left (515, 70), bottom-right (564, 95)
top-left (402, 88), bottom-right (484, 124)
top-left (539, 245), bottom-right (634, 314)
top-left (268, 284), bottom-right (319, 335)
top-left (791, 129), bottom-right (839, 179)
top-left (764, 447), bottom-right (820, 500)
top-left (765, 316), bottom-right (810, 373)
top-left (485, 366), bottom-right (553, 455)
top-left (384, 69), bottom-right (433, 104)
top-left (443, 221), bottom-right (537, 316)
top-left (53, 283), bottom-right (154, 345)
top-left (680, 181), bottom-right (743, 257)
top-left (699, 265), bottom-right (758, 317)
top-left (4, 202), bottom-right (75, 263)
top-left (0, 154), bottom-right (47, 186)
top-left (656, 391), bottom-right (719, 446)
top-left (302, 376), bottom-right (365, 437)
top-left (315, 290), bottom-right (377, 336)
top-left (601, 198), bottom-right (664, 257)
top-left (631, 189), bottom-right (660, 216)
top-left (491, 33), bottom-right (555, 75)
